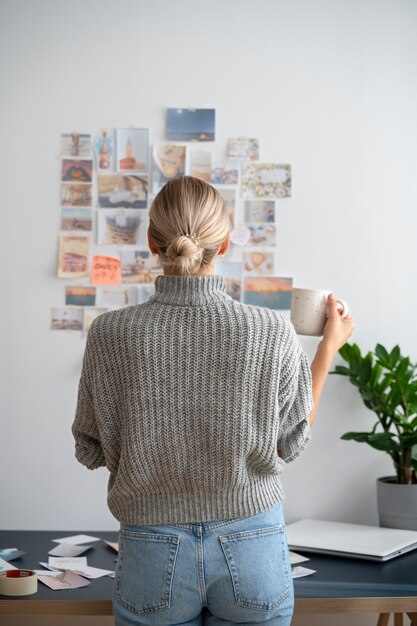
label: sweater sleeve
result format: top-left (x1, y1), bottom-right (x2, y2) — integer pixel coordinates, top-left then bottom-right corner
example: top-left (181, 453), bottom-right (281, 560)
top-left (277, 322), bottom-right (314, 464)
top-left (71, 329), bottom-right (106, 470)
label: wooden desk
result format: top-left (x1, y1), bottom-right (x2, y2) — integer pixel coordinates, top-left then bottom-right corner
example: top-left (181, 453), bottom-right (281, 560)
top-left (1, 530), bottom-right (417, 617)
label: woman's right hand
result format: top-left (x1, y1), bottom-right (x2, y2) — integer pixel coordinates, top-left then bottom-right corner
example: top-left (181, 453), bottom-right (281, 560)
top-left (321, 293), bottom-right (356, 355)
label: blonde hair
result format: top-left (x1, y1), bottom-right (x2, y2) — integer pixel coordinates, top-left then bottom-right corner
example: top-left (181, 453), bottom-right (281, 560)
top-left (148, 176), bottom-right (230, 276)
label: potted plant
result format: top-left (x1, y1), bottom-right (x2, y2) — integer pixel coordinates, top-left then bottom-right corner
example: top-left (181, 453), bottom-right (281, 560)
top-left (331, 342), bottom-right (417, 530)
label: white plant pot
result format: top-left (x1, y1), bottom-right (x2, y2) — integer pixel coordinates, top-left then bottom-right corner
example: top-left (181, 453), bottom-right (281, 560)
top-left (377, 476), bottom-right (417, 530)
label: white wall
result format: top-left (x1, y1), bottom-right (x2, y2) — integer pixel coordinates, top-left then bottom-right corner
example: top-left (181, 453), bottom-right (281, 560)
top-left (1, 0), bottom-right (417, 538)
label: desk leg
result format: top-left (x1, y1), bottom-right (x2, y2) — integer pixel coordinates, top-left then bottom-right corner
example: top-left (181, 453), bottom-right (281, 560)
top-left (394, 615), bottom-right (403, 626)
top-left (407, 614), bottom-right (417, 626)
top-left (377, 616), bottom-right (390, 626)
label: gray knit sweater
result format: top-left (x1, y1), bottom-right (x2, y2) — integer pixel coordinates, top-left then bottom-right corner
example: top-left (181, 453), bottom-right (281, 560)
top-left (72, 274), bottom-right (313, 526)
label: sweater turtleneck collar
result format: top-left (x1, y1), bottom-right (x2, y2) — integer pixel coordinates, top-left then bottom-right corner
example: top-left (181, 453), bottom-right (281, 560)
top-left (148, 274), bottom-right (232, 307)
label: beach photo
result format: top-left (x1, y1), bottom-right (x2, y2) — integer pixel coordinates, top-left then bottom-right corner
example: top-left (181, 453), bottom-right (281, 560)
top-left (242, 276), bottom-right (293, 310)
top-left (166, 108), bottom-right (215, 141)
top-left (121, 250), bottom-right (163, 284)
top-left (116, 128), bottom-right (148, 173)
top-left (61, 208), bottom-right (92, 232)
top-left (60, 133), bottom-right (92, 158)
top-left (51, 306), bottom-right (83, 331)
top-left (98, 174), bottom-right (148, 208)
top-left (65, 286), bottom-right (96, 307)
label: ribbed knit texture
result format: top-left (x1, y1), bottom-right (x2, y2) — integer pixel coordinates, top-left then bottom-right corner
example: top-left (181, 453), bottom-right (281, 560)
top-left (72, 274), bottom-right (314, 525)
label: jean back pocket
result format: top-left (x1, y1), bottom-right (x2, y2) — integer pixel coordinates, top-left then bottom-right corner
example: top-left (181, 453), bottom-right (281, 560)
top-left (220, 524), bottom-right (291, 611)
top-left (115, 529), bottom-right (180, 616)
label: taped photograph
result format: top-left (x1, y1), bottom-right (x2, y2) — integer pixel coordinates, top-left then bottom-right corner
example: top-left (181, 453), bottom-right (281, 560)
top-left (116, 128), bottom-right (148, 173)
top-left (210, 161), bottom-right (239, 185)
top-left (242, 163), bottom-right (291, 198)
top-left (121, 250), bottom-right (163, 284)
top-left (244, 200), bottom-right (275, 223)
top-left (243, 276), bottom-right (293, 310)
top-left (97, 209), bottom-right (148, 246)
top-left (61, 208), bottom-right (92, 232)
top-left (61, 159), bottom-right (93, 183)
top-left (65, 286), bottom-right (96, 307)
top-left (152, 144), bottom-right (186, 192)
top-left (61, 183), bottom-right (93, 208)
top-left (61, 133), bottom-right (92, 158)
top-left (58, 234), bottom-right (90, 278)
top-left (51, 306), bottom-right (83, 331)
top-left (83, 308), bottom-right (108, 336)
top-left (243, 251), bottom-right (274, 275)
top-left (190, 151), bottom-right (212, 182)
top-left (227, 138), bottom-right (259, 161)
top-left (98, 174), bottom-right (148, 208)
top-left (166, 108), bottom-right (215, 141)
top-left (247, 223), bottom-right (277, 246)
top-left (94, 130), bottom-right (114, 172)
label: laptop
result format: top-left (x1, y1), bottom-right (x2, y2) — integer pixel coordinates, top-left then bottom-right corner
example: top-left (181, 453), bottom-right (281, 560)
top-left (286, 519), bottom-right (417, 562)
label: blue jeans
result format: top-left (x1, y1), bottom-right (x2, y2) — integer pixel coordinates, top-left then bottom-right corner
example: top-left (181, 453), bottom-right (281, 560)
top-left (112, 502), bottom-right (294, 625)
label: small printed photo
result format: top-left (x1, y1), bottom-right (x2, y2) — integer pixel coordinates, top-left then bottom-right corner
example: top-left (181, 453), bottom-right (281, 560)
top-left (242, 163), bottom-right (291, 198)
top-left (244, 200), bottom-right (275, 223)
top-left (247, 223), bottom-right (277, 246)
top-left (190, 151), bottom-right (212, 182)
top-left (98, 174), bottom-right (148, 209)
top-left (166, 108), bottom-right (215, 142)
top-left (97, 209), bottom-right (148, 246)
top-left (91, 256), bottom-right (122, 285)
top-left (83, 308), bottom-right (108, 336)
top-left (100, 287), bottom-right (130, 309)
top-left (116, 128), bottom-right (148, 173)
top-left (152, 144), bottom-right (186, 192)
top-left (61, 159), bottom-right (93, 183)
top-left (61, 183), bottom-right (93, 207)
top-left (121, 250), bottom-right (163, 284)
top-left (127, 284), bottom-right (156, 305)
top-left (210, 161), bottom-right (239, 185)
top-left (61, 208), bottom-right (92, 232)
top-left (216, 188), bottom-right (236, 229)
top-left (65, 286), bottom-right (97, 306)
top-left (242, 276), bottom-right (293, 310)
top-left (215, 259), bottom-right (243, 302)
top-left (58, 234), bottom-right (90, 278)
top-left (94, 130), bottom-right (114, 172)
top-left (227, 138), bottom-right (259, 161)
top-left (51, 306), bottom-right (83, 330)
top-left (61, 133), bottom-right (92, 158)
top-left (242, 251), bottom-right (275, 275)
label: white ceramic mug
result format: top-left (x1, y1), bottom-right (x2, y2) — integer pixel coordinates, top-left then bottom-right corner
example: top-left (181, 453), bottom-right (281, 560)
top-left (290, 288), bottom-right (349, 336)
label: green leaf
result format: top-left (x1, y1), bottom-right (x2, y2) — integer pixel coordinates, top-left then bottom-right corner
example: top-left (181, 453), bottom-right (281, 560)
top-left (389, 345), bottom-right (401, 368)
top-left (359, 355), bottom-right (373, 384)
top-left (375, 344), bottom-right (390, 364)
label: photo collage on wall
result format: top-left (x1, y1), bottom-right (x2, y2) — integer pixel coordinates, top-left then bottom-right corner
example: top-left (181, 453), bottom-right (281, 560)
top-left (52, 109), bottom-right (293, 334)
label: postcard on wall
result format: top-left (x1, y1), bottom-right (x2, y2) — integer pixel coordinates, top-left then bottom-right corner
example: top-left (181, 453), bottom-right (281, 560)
top-left (227, 137), bottom-right (259, 161)
top-left (116, 128), bottom-right (148, 173)
top-left (97, 209), bottom-right (147, 246)
top-left (61, 208), bottom-right (92, 232)
top-left (100, 287), bottom-right (129, 309)
top-left (61, 133), bottom-right (92, 158)
top-left (247, 224), bottom-right (277, 246)
top-left (243, 276), bottom-right (293, 310)
top-left (244, 200), bottom-right (275, 223)
top-left (242, 163), bottom-right (291, 198)
top-left (98, 174), bottom-right (148, 209)
top-left (216, 188), bottom-right (236, 228)
top-left (210, 161), bottom-right (239, 185)
top-left (61, 183), bottom-right (93, 207)
top-left (65, 286), bottom-right (96, 306)
top-left (152, 144), bottom-right (186, 192)
top-left (127, 284), bottom-right (156, 304)
top-left (61, 159), bottom-right (93, 183)
top-left (51, 306), bottom-right (83, 331)
top-left (94, 129), bottom-right (114, 172)
top-left (91, 256), bottom-right (122, 285)
top-left (83, 308), bottom-right (108, 336)
top-left (215, 259), bottom-right (243, 302)
top-left (58, 234), bottom-right (90, 278)
top-left (121, 250), bottom-right (163, 284)
top-left (190, 151), bottom-right (212, 182)
top-left (166, 108), bottom-right (215, 142)
top-left (243, 251), bottom-right (274, 275)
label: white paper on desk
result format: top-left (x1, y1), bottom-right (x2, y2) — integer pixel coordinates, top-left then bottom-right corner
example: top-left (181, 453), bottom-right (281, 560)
top-left (48, 543), bottom-right (93, 557)
top-left (71, 564), bottom-right (114, 579)
top-left (38, 570), bottom-right (91, 590)
top-left (289, 551), bottom-right (310, 565)
top-left (33, 570), bottom-right (63, 577)
top-left (39, 562), bottom-right (61, 571)
top-left (104, 540), bottom-right (119, 552)
top-left (48, 556), bottom-right (87, 570)
top-left (52, 534), bottom-right (101, 545)
top-left (0, 557), bottom-right (17, 572)
top-left (292, 566), bottom-right (316, 578)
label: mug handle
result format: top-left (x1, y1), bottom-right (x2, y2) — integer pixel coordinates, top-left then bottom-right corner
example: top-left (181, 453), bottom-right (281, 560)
top-left (335, 298), bottom-right (349, 318)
